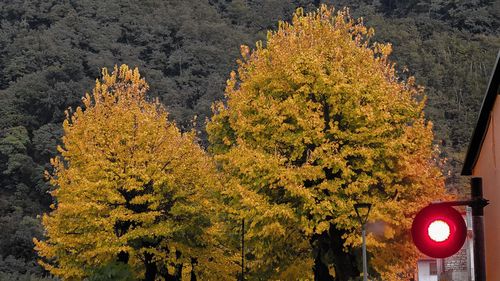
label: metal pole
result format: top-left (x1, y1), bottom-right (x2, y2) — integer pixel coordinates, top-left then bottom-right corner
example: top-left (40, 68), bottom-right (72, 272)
top-left (471, 177), bottom-right (487, 281)
top-left (241, 218), bottom-right (245, 281)
top-left (362, 224), bottom-right (368, 281)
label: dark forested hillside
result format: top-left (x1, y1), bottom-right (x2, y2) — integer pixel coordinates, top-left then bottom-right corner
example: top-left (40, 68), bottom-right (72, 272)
top-left (331, 0), bottom-right (500, 190)
top-left (0, 0), bottom-right (498, 279)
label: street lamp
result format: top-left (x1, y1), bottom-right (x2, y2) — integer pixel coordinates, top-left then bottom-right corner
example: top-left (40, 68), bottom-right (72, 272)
top-left (354, 203), bottom-right (372, 281)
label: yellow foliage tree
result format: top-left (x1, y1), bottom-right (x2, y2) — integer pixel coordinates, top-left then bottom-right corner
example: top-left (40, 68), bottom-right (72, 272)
top-left (34, 65), bottom-right (238, 280)
top-left (207, 5), bottom-right (447, 280)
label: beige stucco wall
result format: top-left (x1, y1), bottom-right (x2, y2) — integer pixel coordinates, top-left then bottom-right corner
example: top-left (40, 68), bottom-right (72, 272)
top-left (472, 97), bottom-right (500, 281)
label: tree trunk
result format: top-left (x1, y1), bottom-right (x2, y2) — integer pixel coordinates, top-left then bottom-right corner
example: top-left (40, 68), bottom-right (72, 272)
top-left (174, 263), bottom-right (183, 280)
top-left (144, 252), bottom-right (157, 281)
top-left (314, 254), bottom-right (334, 281)
top-left (312, 231), bottom-right (335, 281)
top-left (328, 224), bottom-right (359, 281)
top-left (190, 257), bottom-right (198, 281)
top-left (163, 250), bottom-right (183, 281)
top-left (311, 224), bottom-right (360, 281)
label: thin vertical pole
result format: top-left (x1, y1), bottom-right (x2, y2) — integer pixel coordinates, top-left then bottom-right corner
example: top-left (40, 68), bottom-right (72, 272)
top-left (241, 218), bottom-right (245, 281)
top-left (471, 177), bottom-right (486, 281)
top-left (362, 224), bottom-right (368, 281)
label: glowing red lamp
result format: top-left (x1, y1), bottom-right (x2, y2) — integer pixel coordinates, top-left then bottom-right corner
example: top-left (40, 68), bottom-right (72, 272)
top-left (411, 204), bottom-right (467, 258)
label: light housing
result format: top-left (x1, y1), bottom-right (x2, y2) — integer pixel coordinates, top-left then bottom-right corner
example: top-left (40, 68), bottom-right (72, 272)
top-left (411, 204), bottom-right (467, 258)
top-left (354, 203), bottom-right (372, 225)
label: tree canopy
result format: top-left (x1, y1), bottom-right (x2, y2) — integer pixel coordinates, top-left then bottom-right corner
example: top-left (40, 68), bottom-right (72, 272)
top-left (34, 65), bottom-right (237, 280)
top-left (207, 6), bottom-right (447, 280)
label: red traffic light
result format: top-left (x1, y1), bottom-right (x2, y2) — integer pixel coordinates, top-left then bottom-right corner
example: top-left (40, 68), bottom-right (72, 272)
top-left (411, 204), bottom-right (467, 258)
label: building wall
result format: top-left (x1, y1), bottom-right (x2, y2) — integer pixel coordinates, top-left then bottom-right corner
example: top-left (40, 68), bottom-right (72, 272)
top-left (417, 261), bottom-right (438, 281)
top-left (472, 97), bottom-right (500, 281)
top-left (443, 244), bottom-right (470, 281)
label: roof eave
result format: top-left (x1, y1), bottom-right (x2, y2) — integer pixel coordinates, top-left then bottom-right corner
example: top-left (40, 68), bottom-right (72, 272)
top-left (461, 50), bottom-right (500, 176)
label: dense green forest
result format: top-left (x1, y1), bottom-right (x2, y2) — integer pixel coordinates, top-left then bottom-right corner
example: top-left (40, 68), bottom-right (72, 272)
top-left (0, 0), bottom-right (498, 279)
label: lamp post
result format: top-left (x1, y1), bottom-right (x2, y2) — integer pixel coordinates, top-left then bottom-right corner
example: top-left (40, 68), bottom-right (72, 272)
top-left (354, 203), bottom-right (372, 281)
top-left (241, 218), bottom-right (245, 281)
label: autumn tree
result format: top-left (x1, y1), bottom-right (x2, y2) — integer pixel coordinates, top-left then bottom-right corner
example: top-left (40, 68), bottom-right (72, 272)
top-left (34, 65), bottom-right (238, 280)
top-left (207, 5), bottom-right (447, 280)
